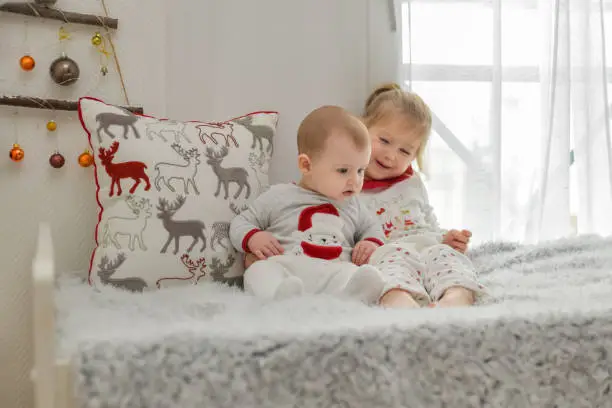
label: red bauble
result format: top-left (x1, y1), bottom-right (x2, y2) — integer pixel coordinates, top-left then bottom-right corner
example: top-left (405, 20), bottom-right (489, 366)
top-left (49, 152), bottom-right (65, 168)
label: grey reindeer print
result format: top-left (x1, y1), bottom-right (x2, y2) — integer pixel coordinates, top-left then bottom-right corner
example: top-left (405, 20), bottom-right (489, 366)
top-left (102, 195), bottom-right (151, 251)
top-left (95, 111), bottom-right (141, 143)
top-left (205, 146), bottom-right (251, 200)
top-left (157, 195), bottom-right (206, 254)
top-left (209, 254), bottom-right (242, 287)
top-left (196, 123), bottom-right (238, 147)
top-left (146, 120), bottom-right (191, 143)
top-left (97, 253), bottom-right (148, 293)
top-left (234, 116), bottom-right (274, 154)
top-left (210, 222), bottom-right (230, 250)
top-left (229, 201), bottom-right (249, 215)
top-left (154, 144), bottom-right (201, 195)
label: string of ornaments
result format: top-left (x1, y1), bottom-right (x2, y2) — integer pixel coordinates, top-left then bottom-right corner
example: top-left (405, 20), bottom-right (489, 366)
top-left (11, 24), bottom-right (112, 168)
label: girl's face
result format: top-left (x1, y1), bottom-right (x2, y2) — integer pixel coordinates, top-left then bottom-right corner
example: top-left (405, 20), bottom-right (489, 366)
top-left (365, 115), bottom-right (423, 180)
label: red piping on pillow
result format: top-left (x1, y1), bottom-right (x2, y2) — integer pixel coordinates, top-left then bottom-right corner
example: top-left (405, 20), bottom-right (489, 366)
top-left (77, 97), bottom-right (105, 285)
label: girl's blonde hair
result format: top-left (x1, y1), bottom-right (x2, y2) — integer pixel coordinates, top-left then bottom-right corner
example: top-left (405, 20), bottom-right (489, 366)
top-left (363, 83), bottom-right (432, 172)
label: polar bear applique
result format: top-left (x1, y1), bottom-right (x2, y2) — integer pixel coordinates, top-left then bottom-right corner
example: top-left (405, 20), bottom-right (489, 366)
top-left (290, 203), bottom-right (345, 260)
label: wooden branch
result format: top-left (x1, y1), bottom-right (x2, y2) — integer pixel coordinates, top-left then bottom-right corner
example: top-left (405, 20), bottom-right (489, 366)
top-left (0, 2), bottom-right (118, 29)
top-left (0, 95), bottom-right (143, 114)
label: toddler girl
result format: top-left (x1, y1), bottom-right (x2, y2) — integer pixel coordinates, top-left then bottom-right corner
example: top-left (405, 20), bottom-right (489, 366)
top-left (360, 83), bottom-right (486, 308)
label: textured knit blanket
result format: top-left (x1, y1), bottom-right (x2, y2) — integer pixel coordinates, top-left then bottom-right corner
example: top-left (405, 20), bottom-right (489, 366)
top-left (56, 235), bottom-right (612, 408)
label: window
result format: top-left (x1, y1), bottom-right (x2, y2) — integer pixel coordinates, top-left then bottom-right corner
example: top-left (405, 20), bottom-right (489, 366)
top-left (400, 0), bottom-right (612, 239)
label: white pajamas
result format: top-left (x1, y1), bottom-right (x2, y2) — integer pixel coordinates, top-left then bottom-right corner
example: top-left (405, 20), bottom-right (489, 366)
top-left (360, 169), bottom-right (487, 304)
top-left (230, 184), bottom-right (386, 303)
top-left (243, 255), bottom-right (385, 303)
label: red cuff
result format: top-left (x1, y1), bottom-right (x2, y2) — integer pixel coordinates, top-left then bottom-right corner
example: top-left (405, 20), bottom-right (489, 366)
top-left (242, 229), bottom-right (261, 252)
top-left (364, 237), bottom-right (384, 247)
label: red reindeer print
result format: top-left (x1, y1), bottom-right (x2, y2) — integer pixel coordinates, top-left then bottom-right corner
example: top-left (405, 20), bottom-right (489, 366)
top-left (98, 141), bottom-right (151, 197)
top-left (155, 254), bottom-right (206, 288)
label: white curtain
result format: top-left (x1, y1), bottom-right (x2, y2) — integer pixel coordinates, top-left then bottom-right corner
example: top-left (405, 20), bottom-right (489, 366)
top-left (394, 0), bottom-right (612, 243)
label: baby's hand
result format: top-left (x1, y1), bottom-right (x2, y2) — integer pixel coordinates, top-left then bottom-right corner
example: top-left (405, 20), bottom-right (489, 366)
top-left (244, 252), bottom-right (259, 269)
top-left (442, 229), bottom-right (472, 253)
top-left (352, 240), bottom-right (379, 266)
top-left (247, 231), bottom-right (284, 260)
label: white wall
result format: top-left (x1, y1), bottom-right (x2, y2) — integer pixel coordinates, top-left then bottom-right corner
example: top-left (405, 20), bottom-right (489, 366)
top-left (0, 2), bottom-right (166, 407)
top-left (165, 0), bottom-right (399, 184)
top-left (166, 0), bottom-right (367, 184)
top-left (0, 1), bottom-right (396, 406)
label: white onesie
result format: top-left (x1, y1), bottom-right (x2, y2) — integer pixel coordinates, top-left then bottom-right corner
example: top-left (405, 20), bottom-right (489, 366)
top-left (360, 169), bottom-right (486, 304)
top-left (230, 183), bottom-right (386, 302)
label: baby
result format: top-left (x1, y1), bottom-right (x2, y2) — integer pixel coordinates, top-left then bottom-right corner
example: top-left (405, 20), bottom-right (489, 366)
top-left (229, 106), bottom-right (386, 302)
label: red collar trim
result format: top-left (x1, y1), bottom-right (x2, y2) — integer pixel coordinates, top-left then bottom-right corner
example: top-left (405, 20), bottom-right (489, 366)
top-left (362, 166), bottom-right (414, 191)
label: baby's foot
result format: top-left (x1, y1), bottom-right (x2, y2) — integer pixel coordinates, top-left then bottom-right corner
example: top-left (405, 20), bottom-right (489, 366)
top-left (343, 265), bottom-right (385, 304)
top-left (273, 276), bottom-right (304, 300)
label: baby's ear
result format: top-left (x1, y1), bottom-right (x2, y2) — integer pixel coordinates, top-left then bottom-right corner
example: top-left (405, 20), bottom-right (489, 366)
top-left (297, 153), bottom-right (312, 174)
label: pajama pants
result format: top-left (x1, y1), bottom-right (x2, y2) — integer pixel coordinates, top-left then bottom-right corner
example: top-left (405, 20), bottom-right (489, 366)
top-left (244, 254), bottom-right (385, 304)
top-left (370, 239), bottom-right (486, 304)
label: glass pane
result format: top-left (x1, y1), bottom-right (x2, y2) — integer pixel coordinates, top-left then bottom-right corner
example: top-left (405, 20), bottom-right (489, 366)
top-left (500, 83), bottom-right (542, 239)
top-left (402, 2), bottom-right (492, 65)
top-left (402, 1), bottom-right (541, 66)
top-left (409, 81), bottom-right (492, 241)
top-left (410, 81), bottom-right (491, 149)
top-left (423, 131), bottom-right (467, 231)
top-left (604, 11), bottom-right (612, 67)
top-left (502, 6), bottom-right (541, 66)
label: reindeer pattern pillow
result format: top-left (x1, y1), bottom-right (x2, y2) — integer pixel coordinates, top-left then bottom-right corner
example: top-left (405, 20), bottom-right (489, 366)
top-left (78, 97), bottom-right (278, 292)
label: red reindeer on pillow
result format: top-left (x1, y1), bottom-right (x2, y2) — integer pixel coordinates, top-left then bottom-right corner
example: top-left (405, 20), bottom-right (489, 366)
top-left (98, 141), bottom-right (151, 197)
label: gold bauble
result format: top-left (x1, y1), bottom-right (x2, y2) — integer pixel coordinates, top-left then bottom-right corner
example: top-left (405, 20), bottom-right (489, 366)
top-left (91, 32), bottom-right (103, 46)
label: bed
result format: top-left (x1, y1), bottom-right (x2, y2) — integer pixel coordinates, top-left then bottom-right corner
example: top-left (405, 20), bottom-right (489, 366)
top-left (33, 222), bottom-right (612, 408)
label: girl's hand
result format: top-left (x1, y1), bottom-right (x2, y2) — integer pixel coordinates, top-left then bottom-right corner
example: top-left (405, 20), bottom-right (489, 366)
top-left (442, 229), bottom-right (472, 253)
top-left (352, 240), bottom-right (379, 266)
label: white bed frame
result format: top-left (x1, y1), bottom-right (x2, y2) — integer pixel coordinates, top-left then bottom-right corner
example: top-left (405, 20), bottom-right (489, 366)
top-left (31, 222), bottom-right (74, 408)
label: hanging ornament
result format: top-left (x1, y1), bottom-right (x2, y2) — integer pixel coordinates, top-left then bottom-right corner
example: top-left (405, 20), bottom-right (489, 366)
top-left (58, 26), bottom-right (71, 41)
top-left (49, 53), bottom-right (80, 86)
top-left (9, 144), bottom-right (24, 162)
top-left (49, 152), bottom-right (65, 168)
top-left (46, 120), bottom-right (57, 132)
top-left (93, 31), bottom-right (112, 77)
top-left (20, 55), bottom-right (35, 71)
top-left (78, 150), bottom-right (94, 167)
top-left (91, 32), bottom-right (103, 46)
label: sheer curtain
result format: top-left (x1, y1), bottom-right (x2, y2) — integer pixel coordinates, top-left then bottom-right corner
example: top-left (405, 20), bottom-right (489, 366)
top-left (394, 0), bottom-right (612, 243)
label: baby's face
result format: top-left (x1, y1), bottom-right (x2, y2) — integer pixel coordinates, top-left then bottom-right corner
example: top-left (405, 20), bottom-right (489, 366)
top-left (307, 133), bottom-right (370, 202)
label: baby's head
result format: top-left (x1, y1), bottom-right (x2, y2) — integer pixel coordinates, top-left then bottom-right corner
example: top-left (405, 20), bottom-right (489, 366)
top-left (297, 105), bottom-right (371, 202)
top-left (362, 83), bottom-right (432, 180)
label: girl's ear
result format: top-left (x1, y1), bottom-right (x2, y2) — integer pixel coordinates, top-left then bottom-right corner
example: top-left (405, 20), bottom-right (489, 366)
top-left (297, 153), bottom-right (312, 174)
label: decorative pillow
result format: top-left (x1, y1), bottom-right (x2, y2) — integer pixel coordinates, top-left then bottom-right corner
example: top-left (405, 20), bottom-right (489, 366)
top-left (78, 97), bottom-right (278, 292)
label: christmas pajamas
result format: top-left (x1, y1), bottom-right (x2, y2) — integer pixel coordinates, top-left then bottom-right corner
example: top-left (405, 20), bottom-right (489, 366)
top-left (360, 168), bottom-right (487, 304)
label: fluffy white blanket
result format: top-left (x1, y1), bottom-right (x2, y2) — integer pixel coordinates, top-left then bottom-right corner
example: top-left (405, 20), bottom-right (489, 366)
top-left (56, 235), bottom-right (612, 408)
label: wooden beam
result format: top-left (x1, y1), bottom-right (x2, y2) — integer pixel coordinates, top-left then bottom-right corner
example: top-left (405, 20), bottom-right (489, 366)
top-left (0, 95), bottom-right (143, 114)
top-left (0, 2), bottom-right (118, 29)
